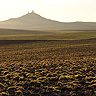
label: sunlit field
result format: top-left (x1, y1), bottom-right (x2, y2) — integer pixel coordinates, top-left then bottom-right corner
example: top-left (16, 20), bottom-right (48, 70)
top-left (0, 29), bottom-right (96, 40)
top-left (0, 39), bottom-right (96, 96)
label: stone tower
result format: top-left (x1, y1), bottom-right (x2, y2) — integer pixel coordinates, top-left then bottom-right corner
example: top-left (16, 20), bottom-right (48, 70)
top-left (32, 10), bottom-right (34, 13)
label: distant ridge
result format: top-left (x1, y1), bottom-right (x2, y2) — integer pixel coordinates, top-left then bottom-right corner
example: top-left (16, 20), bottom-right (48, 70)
top-left (0, 11), bottom-right (96, 30)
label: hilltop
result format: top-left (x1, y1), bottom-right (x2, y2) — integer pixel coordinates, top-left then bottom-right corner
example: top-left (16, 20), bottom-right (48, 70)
top-left (0, 11), bottom-right (96, 30)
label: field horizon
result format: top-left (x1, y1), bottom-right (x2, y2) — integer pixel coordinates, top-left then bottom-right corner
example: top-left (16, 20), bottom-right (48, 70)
top-left (0, 28), bottom-right (96, 40)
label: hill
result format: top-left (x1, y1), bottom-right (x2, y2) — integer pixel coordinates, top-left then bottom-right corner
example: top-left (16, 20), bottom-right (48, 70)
top-left (0, 11), bottom-right (96, 30)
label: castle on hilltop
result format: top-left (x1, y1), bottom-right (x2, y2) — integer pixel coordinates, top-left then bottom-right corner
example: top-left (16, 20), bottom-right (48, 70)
top-left (27, 10), bottom-right (34, 14)
top-left (32, 10), bottom-right (34, 13)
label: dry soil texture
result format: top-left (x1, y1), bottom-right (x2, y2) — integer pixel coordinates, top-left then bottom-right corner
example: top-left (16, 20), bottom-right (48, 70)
top-left (0, 39), bottom-right (96, 96)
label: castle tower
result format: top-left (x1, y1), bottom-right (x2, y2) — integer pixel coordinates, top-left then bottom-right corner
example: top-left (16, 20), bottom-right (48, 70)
top-left (32, 10), bottom-right (34, 13)
top-left (27, 11), bottom-right (29, 14)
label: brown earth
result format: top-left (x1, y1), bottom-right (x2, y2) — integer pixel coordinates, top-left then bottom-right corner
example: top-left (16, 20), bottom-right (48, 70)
top-left (0, 39), bottom-right (96, 96)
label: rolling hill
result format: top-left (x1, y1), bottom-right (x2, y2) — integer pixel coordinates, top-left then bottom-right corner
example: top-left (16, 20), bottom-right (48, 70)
top-left (0, 11), bottom-right (96, 30)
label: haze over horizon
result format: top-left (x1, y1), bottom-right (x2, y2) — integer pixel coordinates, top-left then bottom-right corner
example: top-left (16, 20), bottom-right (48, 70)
top-left (0, 0), bottom-right (96, 22)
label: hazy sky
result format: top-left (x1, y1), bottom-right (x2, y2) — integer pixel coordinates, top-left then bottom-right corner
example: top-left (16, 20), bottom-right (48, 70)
top-left (0, 0), bottom-right (96, 22)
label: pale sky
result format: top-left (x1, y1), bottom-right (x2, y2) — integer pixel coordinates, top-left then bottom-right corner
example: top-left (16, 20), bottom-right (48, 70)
top-left (0, 0), bottom-right (96, 22)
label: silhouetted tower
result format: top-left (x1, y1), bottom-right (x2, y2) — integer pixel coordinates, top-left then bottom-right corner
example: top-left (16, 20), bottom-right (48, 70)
top-left (32, 10), bottom-right (34, 13)
top-left (27, 11), bottom-right (29, 14)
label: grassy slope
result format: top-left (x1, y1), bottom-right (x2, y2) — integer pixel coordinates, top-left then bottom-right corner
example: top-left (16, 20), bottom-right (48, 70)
top-left (0, 31), bottom-right (96, 40)
top-left (0, 28), bottom-right (96, 40)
